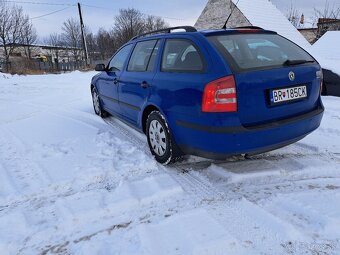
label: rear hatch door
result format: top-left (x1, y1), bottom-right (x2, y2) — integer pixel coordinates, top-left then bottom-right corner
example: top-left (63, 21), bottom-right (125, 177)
top-left (207, 31), bottom-right (321, 126)
top-left (235, 65), bottom-right (321, 126)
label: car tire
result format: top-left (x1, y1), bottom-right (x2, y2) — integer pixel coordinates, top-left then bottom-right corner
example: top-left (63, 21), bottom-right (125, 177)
top-left (91, 86), bottom-right (108, 118)
top-left (146, 111), bottom-right (183, 164)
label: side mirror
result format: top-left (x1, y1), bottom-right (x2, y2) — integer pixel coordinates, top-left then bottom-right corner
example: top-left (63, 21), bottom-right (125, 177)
top-left (95, 64), bottom-right (106, 71)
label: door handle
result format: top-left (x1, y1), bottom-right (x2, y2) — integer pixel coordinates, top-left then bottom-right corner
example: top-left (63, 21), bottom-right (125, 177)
top-left (113, 78), bottom-right (118, 84)
top-left (141, 81), bottom-right (149, 88)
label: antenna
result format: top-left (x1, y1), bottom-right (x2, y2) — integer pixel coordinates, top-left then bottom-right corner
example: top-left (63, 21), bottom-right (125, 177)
top-left (222, 0), bottom-right (240, 29)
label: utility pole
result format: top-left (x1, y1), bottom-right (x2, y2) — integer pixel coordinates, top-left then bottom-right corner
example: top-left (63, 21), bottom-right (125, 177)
top-left (77, 2), bottom-right (89, 66)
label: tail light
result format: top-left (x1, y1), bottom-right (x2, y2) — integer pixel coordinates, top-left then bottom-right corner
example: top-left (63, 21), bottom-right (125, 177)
top-left (202, 75), bottom-right (237, 112)
top-left (316, 70), bottom-right (323, 95)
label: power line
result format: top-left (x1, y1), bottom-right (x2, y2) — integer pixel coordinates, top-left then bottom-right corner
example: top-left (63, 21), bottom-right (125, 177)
top-left (2, 1), bottom-right (75, 6)
top-left (30, 6), bottom-right (74, 20)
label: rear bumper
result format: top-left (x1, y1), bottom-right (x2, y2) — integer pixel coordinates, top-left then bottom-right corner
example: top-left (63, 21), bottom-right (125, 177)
top-left (173, 106), bottom-right (324, 160)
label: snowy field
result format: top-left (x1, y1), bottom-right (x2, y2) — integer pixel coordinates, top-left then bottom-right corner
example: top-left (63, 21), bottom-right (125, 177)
top-left (1, 71), bottom-right (340, 255)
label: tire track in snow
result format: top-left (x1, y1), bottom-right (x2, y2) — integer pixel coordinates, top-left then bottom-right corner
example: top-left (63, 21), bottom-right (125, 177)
top-left (103, 114), bottom-right (340, 254)
top-left (0, 126), bottom-right (52, 197)
top-left (2, 111), bottom-right (338, 254)
top-left (103, 115), bottom-right (340, 201)
top-left (103, 117), bottom-right (312, 254)
top-left (104, 116), bottom-right (223, 199)
top-left (104, 116), bottom-right (150, 153)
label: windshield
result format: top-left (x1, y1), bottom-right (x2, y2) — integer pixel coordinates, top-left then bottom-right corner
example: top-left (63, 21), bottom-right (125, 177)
top-left (208, 33), bottom-right (315, 72)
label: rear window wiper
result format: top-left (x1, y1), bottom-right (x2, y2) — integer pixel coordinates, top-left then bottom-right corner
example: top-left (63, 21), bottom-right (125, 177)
top-left (283, 59), bottom-right (315, 66)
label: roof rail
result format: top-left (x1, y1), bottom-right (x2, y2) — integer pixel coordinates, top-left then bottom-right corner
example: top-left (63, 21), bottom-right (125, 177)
top-left (232, 26), bottom-right (264, 30)
top-left (130, 26), bottom-right (197, 41)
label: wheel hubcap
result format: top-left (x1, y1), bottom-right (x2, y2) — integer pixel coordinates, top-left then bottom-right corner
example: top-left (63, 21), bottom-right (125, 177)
top-left (149, 120), bottom-right (167, 156)
top-left (92, 89), bottom-right (100, 114)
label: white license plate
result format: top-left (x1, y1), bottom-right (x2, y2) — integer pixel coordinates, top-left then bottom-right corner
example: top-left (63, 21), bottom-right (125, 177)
top-left (271, 85), bottom-right (307, 104)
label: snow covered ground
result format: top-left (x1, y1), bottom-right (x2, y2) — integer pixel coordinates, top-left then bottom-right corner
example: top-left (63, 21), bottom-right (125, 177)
top-left (1, 71), bottom-right (340, 255)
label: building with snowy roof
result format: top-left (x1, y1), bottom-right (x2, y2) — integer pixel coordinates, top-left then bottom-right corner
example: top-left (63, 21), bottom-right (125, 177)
top-left (195, 0), bottom-right (311, 49)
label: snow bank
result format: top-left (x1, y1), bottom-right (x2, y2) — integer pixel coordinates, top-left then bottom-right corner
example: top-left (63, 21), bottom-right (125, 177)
top-left (312, 31), bottom-right (340, 60)
top-left (310, 31), bottom-right (340, 75)
top-left (0, 73), bottom-right (11, 79)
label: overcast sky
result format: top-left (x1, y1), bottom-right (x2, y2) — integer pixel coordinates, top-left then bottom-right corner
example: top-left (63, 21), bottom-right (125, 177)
top-left (7, 0), bottom-right (340, 40)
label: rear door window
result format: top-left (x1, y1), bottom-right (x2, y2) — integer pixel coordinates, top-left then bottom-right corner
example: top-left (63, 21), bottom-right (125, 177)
top-left (208, 33), bottom-right (315, 72)
top-left (161, 39), bottom-right (204, 73)
top-left (127, 40), bottom-right (159, 72)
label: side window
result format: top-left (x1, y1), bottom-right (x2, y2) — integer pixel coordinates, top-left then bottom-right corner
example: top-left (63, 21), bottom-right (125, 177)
top-left (127, 40), bottom-right (158, 72)
top-left (108, 44), bottom-right (133, 72)
top-left (161, 39), bottom-right (204, 72)
top-left (147, 40), bottom-right (161, 72)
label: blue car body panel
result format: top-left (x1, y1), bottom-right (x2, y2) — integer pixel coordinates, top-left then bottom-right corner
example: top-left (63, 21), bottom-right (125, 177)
top-left (91, 29), bottom-right (324, 159)
top-left (96, 71), bottom-right (120, 113)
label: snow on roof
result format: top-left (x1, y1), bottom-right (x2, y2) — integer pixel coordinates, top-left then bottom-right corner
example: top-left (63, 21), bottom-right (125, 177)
top-left (231, 0), bottom-right (311, 49)
top-left (311, 31), bottom-right (340, 60)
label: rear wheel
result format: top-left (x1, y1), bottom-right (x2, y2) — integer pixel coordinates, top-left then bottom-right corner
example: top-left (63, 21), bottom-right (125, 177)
top-left (146, 111), bottom-right (183, 164)
top-left (91, 87), bottom-right (108, 118)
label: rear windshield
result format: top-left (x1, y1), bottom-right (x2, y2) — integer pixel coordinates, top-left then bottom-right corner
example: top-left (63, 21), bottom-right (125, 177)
top-left (208, 33), bottom-right (315, 72)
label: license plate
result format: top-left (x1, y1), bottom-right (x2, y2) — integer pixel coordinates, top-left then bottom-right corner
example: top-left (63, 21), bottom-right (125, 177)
top-left (270, 85), bottom-right (307, 104)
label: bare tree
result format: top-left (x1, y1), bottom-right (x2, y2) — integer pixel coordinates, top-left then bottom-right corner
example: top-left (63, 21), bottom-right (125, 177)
top-left (286, 2), bottom-right (302, 28)
top-left (112, 8), bottom-right (168, 49)
top-left (313, 0), bottom-right (340, 23)
top-left (96, 28), bottom-right (116, 61)
top-left (313, 0), bottom-right (340, 37)
top-left (113, 8), bottom-right (145, 47)
top-left (45, 32), bottom-right (63, 66)
top-left (20, 16), bottom-right (37, 59)
top-left (61, 18), bottom-right (82, 62)
top-left (0, 1), bottom-right (29, 71)
top-left (0, 1), bottom-right (12, 67)
top-left (47, 32), bottom-right (63, 47)
top-left (85, 31), bottom-right (97, 62)
top-left (144, 15), bottom-right (168, 32)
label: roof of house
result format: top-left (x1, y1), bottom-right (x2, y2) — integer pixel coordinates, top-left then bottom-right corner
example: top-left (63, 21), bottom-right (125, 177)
top-left (318, 18), bottom-right (340, 24)
top-left (230, 0), bottom-right (311, 49)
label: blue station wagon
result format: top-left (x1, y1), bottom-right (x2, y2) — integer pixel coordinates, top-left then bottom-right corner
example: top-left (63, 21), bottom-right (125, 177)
top-left (91, 26), bottom-right (324, 164)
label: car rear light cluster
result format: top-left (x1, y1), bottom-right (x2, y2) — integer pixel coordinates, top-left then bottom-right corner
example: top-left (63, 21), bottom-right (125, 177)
top-left (316, 70), bottom-right (323, 95)
top-left (202, 75), bottom-right (237, 112)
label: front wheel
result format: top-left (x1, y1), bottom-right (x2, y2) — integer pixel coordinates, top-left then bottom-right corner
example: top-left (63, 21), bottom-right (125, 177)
top-left (91, 86), bottom-right (108, 118)
top-left (146, 111), bottom-right (183, 164)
